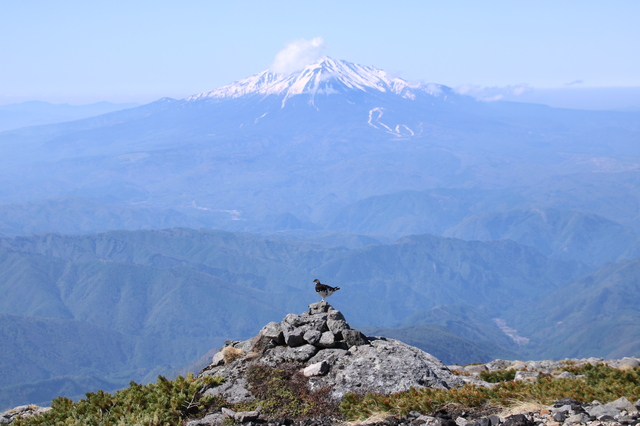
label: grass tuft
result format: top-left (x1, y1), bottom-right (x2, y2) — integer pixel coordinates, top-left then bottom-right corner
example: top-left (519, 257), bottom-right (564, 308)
top-left (222, 346), bottom-right (244, 365)
top-left (479, 369), bottom-right (517, 383)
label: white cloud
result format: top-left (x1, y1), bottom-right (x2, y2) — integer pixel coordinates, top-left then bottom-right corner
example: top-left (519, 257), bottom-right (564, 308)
top-left (270, 37), bottom-right (326, 74)
top-left (564, 79), bottom-right (584, 86)
top-left (454, 84), bottom-right (532, 101)
top-left (454, 84), bottom-right (482, 96)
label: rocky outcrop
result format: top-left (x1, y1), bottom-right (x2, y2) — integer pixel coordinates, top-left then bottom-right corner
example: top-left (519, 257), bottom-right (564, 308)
top-left (0, 405), bottom-right (50, 424)
top-left (449, 356), bottom-right (640, 385)
top-left (411, 396), bottom-right (640, 426)
top-left (188, 395), bottom-right (640, 426)
top-left (197, 301), bottom-right (463, 403)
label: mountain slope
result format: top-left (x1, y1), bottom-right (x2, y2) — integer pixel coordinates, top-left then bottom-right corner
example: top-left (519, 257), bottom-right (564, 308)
top-left (312, 233), bottom-right (584, 325)
top-left (0, 197), bottom-right (209, 237)
top-left (399, 304), bottom-right (518, 350)
top-left (514, 258), bottom-right (640, 359)
top-left (0, 313), bottom-right (133, 409)
top-left (445, 208), bottom-right (639, 266)
top-left (325, 188), bottom-right (524, 238)
top-left (0, 101), bottom-right (138, 132)
top-left (0, 229), bottom-right (583, 326)
top-left (0, 57), bottom-right (638, 240)
top-left (0, 313), bottom-right (133, 386)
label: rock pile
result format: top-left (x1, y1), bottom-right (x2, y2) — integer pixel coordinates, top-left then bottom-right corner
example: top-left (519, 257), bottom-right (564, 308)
top-left (197, 301), bottom-right (463, 404)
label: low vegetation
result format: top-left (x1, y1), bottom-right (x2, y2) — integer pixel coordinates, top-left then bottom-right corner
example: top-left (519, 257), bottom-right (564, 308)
top-left (340, 364), bottom-right (640, 420)
top-left (479, 369), bottom-right (517, 383)
top-left (237, 363), bottom-right (338, 420)
top-left (12, 374), bottom-right (225, 426)
top-left (10, 363), bottom-right (640, 424)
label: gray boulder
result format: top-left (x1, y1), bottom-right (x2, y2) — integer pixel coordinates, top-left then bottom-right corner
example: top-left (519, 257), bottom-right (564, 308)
top-left (317, 331), bottom-right (336, 348)
top-left (326, 310), bottom-right (350, 338)
top-left (298, 313), bottom-right (329, 335)
top-left (607, 396), bottom-right (636, 412)
top-left (342, 329), bottom-right (370, 348)
top-left (259, 321), bottom-right (284, 346)
top-left (486, 359), bottom-right (514, 371)
top-left (251, 344), bottom-right (318, 366)
top-left (586, 404), bottom-right (621, 419)
top-left (555, 371), bottom-right (576, 379)
top-left (303, 329), bottom-right (322, 345)
top-left (307, 348), bottom-right (348, 366)
top-left (304, 361), bottom-right (330, 377)
top-left (0, 406), bottom-right (51, 425)
top-left (514, 371), bottom-right (539, 381)
top-left (306, 336), bottom-right (464, 402)
top-left (186, 413), bottom-right (224, 426)
top-left (464, 364), bottom-right (488, 374)
top-left (201, 362), bottom-right (254, 404)
top-left (234, 410), bottom-right (261, 423)
top-left (308, 301), bottom-right (332, 314)
top-left (281, 321), bottom-right (306, 347)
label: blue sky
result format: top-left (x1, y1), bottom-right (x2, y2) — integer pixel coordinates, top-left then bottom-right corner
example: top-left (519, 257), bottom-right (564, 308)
top-left (2, 1), bottom-right (639, 109)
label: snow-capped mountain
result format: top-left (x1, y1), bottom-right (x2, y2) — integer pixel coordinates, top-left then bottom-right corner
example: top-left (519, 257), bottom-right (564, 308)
top-left (182, 57), bottom-right (461, 137)
top-left (186, 57), bottom-right (451, 107)
top-left (0, 53), bottom-right (638, 259)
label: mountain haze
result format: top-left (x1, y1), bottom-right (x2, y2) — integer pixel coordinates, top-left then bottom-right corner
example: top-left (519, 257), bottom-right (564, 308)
top-left (1, 58), bottom-right (640, 409)
top-left (515, 258), bottom-right (640, 360)
top-left (0, 227), bottom-right (589, 408)
top-left (0, 57), bottom-right (638, 245)
top-left (0, 101), bottom-right (138, 132)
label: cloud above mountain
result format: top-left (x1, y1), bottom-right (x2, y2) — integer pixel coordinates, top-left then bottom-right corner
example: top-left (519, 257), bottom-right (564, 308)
top-left (270, 37), bottom-right (326, 74)
top-left (454, 84), bottom-right (532, 101)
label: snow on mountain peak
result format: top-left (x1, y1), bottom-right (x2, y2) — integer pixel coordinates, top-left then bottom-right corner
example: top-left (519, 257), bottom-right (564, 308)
top-left (186, 57), bottom-right (448, 105)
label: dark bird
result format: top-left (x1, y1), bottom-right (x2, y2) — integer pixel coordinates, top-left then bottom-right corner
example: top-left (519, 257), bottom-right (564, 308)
top-left (314, 279), bottom-right (340, 301)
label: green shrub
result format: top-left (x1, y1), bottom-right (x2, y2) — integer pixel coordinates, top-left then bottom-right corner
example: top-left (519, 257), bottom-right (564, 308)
top-left (479, 369), bottom-right (517, 383)
top-left (12, 373), bottom-right (225, 426)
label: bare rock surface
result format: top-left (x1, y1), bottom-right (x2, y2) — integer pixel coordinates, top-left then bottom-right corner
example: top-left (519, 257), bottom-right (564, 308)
top-left (307, 336), bottom-right (464, 401)
top-left (0, 405), bottom-right (51, 425)
top-left (449, 356), bottom-right (640, 381)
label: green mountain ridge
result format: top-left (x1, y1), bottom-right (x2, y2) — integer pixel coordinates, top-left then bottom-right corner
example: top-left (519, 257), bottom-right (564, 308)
top-left (515, 258), bottom-right (640, 360)
top-left (399, 304), bottom-right (517, 349)
top-left (0, 227), bottom-right (635, 410)
top-left (0, 313), bottom-right (133, 385)
top-left (445, 208), bottom-right (639, 266)
top-left (0, 375), bottom-right (121, 410)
